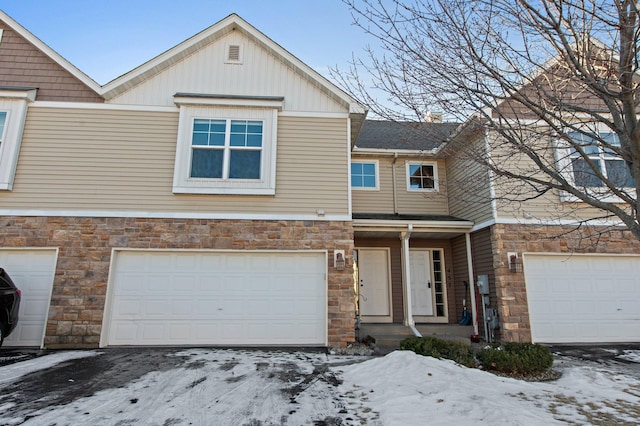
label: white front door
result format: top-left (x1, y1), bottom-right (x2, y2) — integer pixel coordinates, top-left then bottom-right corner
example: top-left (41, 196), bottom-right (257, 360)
top-left (357, 249), bottom-right (391, 321)
top-left (410, 250), bottom-right (433, 316)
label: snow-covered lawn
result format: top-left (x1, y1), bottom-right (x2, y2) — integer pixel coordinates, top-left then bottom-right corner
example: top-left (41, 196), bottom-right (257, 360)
top-left (0, 348), bottom-right (638, 425)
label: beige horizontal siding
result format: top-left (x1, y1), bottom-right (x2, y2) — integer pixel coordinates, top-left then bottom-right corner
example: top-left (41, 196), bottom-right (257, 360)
top-left (351, 156), bottom-right (449, 215)
top-left (3, 107), bottom-right (349, 216)
top-left (446, 139), bottom-right (494, 224)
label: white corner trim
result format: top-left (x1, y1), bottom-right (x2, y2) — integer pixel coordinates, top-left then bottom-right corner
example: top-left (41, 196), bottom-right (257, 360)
top-left (484, 127), bottom-right (498, 221)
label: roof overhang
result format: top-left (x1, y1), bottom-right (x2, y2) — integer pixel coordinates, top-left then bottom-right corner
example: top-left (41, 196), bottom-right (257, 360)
top-left (353, 217), bottom-right (474, 239)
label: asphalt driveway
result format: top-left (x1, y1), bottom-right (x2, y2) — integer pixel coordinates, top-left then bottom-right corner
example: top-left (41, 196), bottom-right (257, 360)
top-left (0, 347), bottom-right (372, 425)
top-left (0, 344), bottom-right (639, 425)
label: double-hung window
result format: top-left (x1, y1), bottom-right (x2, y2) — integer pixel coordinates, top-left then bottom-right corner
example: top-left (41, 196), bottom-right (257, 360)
top-left (191, 119), bottom-right (263, 180)
top-left (351, 161), bottom-right (379, 190)
top-left (568, 131), bottom-right (634, 188)
top-left (172, 95), bottom-right (281, 195)
top-left (406, 162), bottom-right (439, 191)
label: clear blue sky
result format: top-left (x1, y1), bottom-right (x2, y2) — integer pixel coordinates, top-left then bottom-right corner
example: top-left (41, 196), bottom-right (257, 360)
top-left (1, 0), bottom-right (369, 85)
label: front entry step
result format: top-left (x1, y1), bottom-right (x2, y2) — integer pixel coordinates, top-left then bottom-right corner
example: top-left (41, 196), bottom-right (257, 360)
top-left (358, 323), bottom-right (474, 354)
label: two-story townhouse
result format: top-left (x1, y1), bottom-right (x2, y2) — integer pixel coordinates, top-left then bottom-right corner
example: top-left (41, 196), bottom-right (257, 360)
top-left (351, 120), bottom-right (482, 342)
top-left (0, 12), bottom-right (366, 349)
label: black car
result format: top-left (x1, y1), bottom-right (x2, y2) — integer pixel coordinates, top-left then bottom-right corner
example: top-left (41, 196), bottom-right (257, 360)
top-left (0, 268), bottom-right (21, 346)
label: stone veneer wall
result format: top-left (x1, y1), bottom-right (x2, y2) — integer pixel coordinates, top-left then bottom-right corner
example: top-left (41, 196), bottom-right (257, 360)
top-left (490, 223), bottom-right (640, 342)
top-left (0, 217), bottom-right (355, 348)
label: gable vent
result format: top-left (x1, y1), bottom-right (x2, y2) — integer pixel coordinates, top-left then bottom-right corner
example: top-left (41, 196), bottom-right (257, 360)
top-left (226, 44), bottom-right (242, 63)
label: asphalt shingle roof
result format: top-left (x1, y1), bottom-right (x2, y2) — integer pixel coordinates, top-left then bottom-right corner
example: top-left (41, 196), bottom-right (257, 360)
top-left (355, 120), bottom-right (460, 151)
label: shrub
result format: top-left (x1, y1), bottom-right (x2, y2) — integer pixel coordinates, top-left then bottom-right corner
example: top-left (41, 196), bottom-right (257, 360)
top-left (477, 342), bottom-right (553, 376)
top-left (400, 336), bottom-right (476, 368)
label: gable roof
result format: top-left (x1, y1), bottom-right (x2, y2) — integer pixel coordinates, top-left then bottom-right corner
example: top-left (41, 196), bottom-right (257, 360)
top-left (100, 14), bottom-right (365, 115)
top-left (355, 120), bottom-right (460, 152)
top-left (0, 9), bottom-right (102, 96)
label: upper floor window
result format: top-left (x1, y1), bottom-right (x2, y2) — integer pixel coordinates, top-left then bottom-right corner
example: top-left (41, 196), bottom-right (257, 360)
top-left (172, 94), bottom-right (283, 195)
top-left (351, 161), bottom-right (379, 190)
top-left (568, 131), bottom-right (634, 188)
top-left (0, 112), bottom-right (6, 145)
top-left (191, 119), bottom-right (263, 179)
top-left (0, 88), bottom-right (36, 191)
top-left (406, 162), bottom-right (439, 191)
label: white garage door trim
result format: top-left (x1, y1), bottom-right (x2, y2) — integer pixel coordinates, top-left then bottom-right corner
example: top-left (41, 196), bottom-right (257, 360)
top-left (523, 252), bottom-right (640, 344)
top-left (0, 248), bottom-right (58, 348)
top-left (101, 249), bottom-right (328, 347)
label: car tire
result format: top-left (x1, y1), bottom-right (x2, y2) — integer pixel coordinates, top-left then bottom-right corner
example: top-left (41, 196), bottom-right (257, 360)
top-left (0, 322), bottom-right (4, 348)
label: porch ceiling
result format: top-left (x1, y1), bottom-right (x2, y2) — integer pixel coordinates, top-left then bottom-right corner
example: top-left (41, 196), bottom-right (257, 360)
top-left (353, 213), bottom-right (474, 240)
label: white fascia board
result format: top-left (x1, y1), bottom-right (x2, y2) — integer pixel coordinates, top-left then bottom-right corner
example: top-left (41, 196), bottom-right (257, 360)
top-left (352, 147), bottom-right (439, 156)
top-left (353, 219), bottom-right (474, 230)
top-left (31, 101), bottom-right (178, 113)
top-left (173, 95), bottom-right (284, 110)
top-left (0, 10), bottom-right (101, 94)
top-left (0, 209), bottom-right (351, 222)
top-left (0, 88), bottom-right (37, 101)
top-left (471, 216), bottom-right (627, 230)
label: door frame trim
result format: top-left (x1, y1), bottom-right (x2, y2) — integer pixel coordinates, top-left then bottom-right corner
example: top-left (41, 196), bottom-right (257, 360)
top-left (356, 247), bottom-right (393, 323)
top-left (410, 248), bottom-right (449, 324)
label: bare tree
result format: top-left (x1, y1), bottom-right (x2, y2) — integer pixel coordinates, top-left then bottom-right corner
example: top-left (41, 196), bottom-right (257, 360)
top-left (335, 0), bottom-right (640, 239)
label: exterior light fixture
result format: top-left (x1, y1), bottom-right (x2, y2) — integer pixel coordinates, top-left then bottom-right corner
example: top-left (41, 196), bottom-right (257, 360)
top-left (508, 252), bottom-right (522, 273)
top-left (334, 250), bottom-right (346, 271)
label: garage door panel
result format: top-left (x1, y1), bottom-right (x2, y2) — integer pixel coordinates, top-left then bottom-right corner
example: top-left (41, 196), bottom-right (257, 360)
top-left (524, 254), bottom-right (640, 343)
top-left (105, 251), bottom-right (326, 346)
top-left (0, 249), bottom-right (57, 347)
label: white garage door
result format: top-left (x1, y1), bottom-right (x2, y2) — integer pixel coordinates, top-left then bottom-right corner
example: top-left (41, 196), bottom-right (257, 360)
top-left (0, 249), bottom-right (57, 347)
top-left (104, 250), bottom-right (327, 346)
top-left (524, 253), bottom-right (640, 343)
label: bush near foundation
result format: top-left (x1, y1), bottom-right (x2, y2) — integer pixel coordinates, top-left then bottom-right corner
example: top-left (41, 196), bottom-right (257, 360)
top-left (477, 342), bottom-right (553, 375)
top-left (400, 336), bottom-right (476, 368)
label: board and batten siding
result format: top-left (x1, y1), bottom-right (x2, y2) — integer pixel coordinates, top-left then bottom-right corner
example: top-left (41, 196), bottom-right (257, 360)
top-left (351, 156), bottom-right (449, 215)
top-left (3, 106), bottom-right (349, 216)
top-left (108, 31), bottom-right (346, 114)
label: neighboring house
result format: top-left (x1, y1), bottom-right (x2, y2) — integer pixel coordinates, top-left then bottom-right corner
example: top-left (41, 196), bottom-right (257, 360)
top-left (0, 10), bottom-right (638, 350)
top-left (0, 11), bottom-right (365, 348)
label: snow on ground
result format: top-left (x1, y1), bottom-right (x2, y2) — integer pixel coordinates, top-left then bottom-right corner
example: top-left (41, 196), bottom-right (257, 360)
top-left (0, 349), bottom-right (639, 425)
top-left (619, 349), bottom-right (640, 363)
top-left (0, 350), bottom-right (98, 385)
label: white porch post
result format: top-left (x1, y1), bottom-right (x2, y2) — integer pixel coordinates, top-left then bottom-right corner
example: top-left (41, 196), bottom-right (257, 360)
top-left (465, 232), bottom-right (480, 336)
top-left (401, 224), bottom-right (421, 337)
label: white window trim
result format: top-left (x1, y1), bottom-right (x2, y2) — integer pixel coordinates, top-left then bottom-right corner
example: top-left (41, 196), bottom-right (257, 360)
top-left (555, 124), bottom-right (634, 203)
top-left (351, 160), bottom-right (380, 191)
top-left (405, 161), bottom-right (439, 192)
top-left (172, 98), bottom-right (281, 195)
top-left (0, 89), bottom-right (36, 191)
